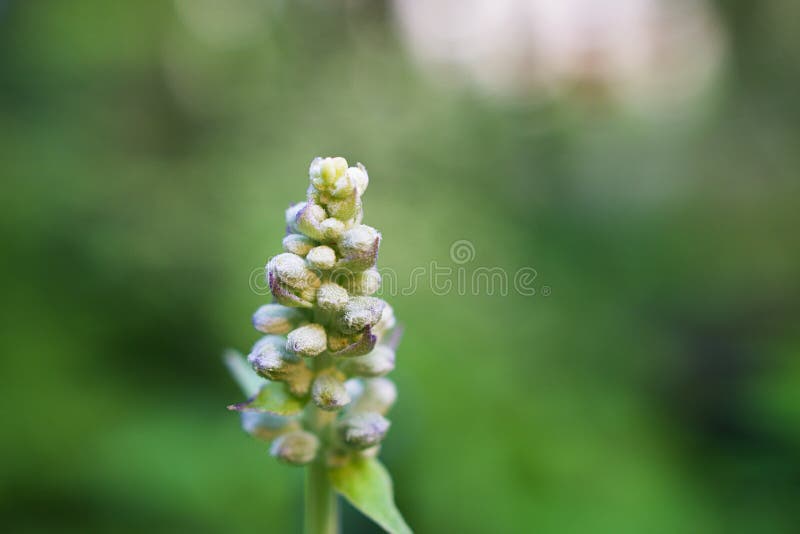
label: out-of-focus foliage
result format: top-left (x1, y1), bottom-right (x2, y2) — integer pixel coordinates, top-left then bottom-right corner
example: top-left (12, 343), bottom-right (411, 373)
top-left (1, 0), bottom-right (799, 532)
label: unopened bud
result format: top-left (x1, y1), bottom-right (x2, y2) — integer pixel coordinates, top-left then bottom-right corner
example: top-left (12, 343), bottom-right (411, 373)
top-left (339, 346), bottom-right (395, 377)
top-left (316, 282), bottom-right (349, 312)
top-left (335, 268), bottom-right (381, 296)
top-left (327, 327), bottom-right (377, 357)
top-left (347, 164), bottom-right (369, 196)
top-left (248, 336), bottom-right (312, 396)
top-left (372, 304), bottom-right (397, 341)
top-left (338, 296), bottom-right (386, 334)
top-left (320, 218), bottom-right (346, 241)
top-left (267, 253), bottom-right (321, 308)
top-left (347, 377), bottom-right (397, 415)
top-left (241, 412), bottom-right (296, 441)
top-left (337, 225), bottom-right (380, 270)
top-left (282, 234), bottom-right (315, 256)
top-left (312, 372), bottom-right (351, 411)
top-left (338, 413), bottom-right (390, 450)
top-left (306, 246), bottom-right (336, 270)
top-left (285, 202), bottom-right (306, 233)
top-left (252, 304), bottom-right (306, 335)
top-left (326, 189), bottom-right (360, 221)
top-left (295, 202), bottom-right (327, 241)
top-left (286, 323), bottom-right (327, 357)
top-left (270, 430), bottom-right (319, 465)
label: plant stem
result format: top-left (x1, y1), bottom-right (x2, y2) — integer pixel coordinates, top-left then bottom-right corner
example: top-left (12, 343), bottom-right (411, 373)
top-left (305, 455), bottom-right (338, 534)
top-left (304, 354), bottom-right (338, 534)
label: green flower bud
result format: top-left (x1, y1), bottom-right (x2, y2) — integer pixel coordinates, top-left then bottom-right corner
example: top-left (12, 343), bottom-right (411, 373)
top-left (286, 323), bottom-right (327, 357)
top-left (326, 189), bottom-right (360, 221)
top-left (267, 252), bottom-right (321, 308)
top-left (316, 282), bottom-right (349, 312)
top-left (252, 304), bottom-right (306, 335)
top-left (248, 336), bottom-right (312, 396)
top-left (282, 233), bottom-right (316, 256)
top-left (312, 372), bottom-right (351, 411)
top-left (306, 245), bottom-right (336, 270)
top-left (347, 377), bottom-right (397, 415)
top-left (339, 346), bottom-right (395, 377)
top-left (295, 202), bottom-right (327, 241)
top-left (337, 225), bottom-right (380, 270)
top-left (241, 411), bottom-right (297, 441)
top-left (373, 303), bottom-right (397, 341)
top-left (338, 296), bottom-right (386, 334)
top-left (338, 412), bottom-right (390, 450)
top-left (270, 430), bottom-right (319, 465)
top-left (319, 218), bottom-right (345, 242)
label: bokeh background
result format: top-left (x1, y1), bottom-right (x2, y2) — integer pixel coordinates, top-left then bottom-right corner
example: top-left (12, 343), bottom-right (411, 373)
top-left (2, 1), bottom-right (800, 532)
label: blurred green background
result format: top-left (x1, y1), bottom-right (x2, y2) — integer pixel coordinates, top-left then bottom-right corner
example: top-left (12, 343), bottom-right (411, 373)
top-left (2, 1), bottom-right (800, 532)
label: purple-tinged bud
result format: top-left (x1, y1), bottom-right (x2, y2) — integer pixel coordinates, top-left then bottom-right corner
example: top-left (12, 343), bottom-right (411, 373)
top-left (338, 412), bottom-right (390, 450)
top-left (270, 430), bottom-right (319, 465)
top-left (327, 327), bottom-right (377, 357)
top-left (267, 253), bottom-right (321, 308)
top-left (338, 296), bottom-right (386, 334)
top-left (248, 336), bottom-right (312, 396)
top-left (347, 377), bottom-right (397, 415)
top-left (337, 225), bottom-right (380, 270)
top-left (295, 203), bottom-right (327, 241)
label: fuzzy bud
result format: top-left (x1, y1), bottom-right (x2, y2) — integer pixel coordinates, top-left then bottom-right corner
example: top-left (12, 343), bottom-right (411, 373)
top-left (327, 327), bottom-right (377, 357)
top-left (335, 268), bottom-right (381, 296)
top-left (252, 304), bottom-right (306, 335)
top-left (320, 218), bottom-right (346, 242)
top-left (270, 430), bottom-right (319, 465)
top-left (337, 225), bottom-right (380, 270)
top-left (339, 346), bottom-right (395, 377)
top-left (241, 412), bottom-right (297, 441)
top-left (338, 296), bottom-right (386, 334)
top-left (285, 202), bottom-right (306, 233)
top-left (267, 253), bottom-right (321, 308)
top-left (295, 203), bottom-right (327, 241)
top-left (306, 245), bottom-right (336, 270)
top-left (286, 324), bottom-right (327, 357)
top-left (282, 234), bottom-right (315, 256)
top-left (347, 377), bottom-right (397, 415)
top-left (326, 189), bottom-right (360, 221)
top-left (312, 372), bottom-right (351, 411)
top-left (347, 164), bottom-right (369, 196)
top-left (338, 413), bottom-right (390, 450)
top-left (248, 336), bottom-right (312, 396)
top-left (373, 304), bottom-right (397, 340)
top-left (316, 282), bottom-right (349, 312)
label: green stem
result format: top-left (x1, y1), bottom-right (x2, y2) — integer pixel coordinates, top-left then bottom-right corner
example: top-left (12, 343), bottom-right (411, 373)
top-left (304, 354), bottom-right (339, 534)
top-left (305, 455), bottom-right (338, 534)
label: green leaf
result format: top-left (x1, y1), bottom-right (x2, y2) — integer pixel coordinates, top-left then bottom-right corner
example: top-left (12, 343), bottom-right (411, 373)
top-left (227, 381), bottom-right (306, 415)
top-left (223, 349), bottom-right (266, 397)
top-left (330, 457), bottom-right (412, 534)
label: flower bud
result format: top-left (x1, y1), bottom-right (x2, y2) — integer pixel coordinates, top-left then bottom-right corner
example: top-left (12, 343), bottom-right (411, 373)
top-left (347, 164), bottom-right (369, 196)
top-left (337, 225), bottom-right (380, 270)
top-left (270, 430), bottom-right (319, 465)
top-left (306, 245), bottom-right (336, 270)
top-left (285, 202), bottom-right (306, 233)
top-left (372, 303), bottom-right (397, 341)
top-left (338, 413), bottom-right (390, 450)
top-left (267, 253), bottom-right (321, 308)
top-left (295, 202), bottom-right (327, 241)
top-left (320, 217), bottom-right (346, 241)
top-left (347, 377), bottom-right (397, 415)
top-left (316, 282), bottom-right (349, 312)
top-left (338, 296), bottom-right (386, 334)
top-left (312, 372), bottom-right (351, 411)
top-left (335, 268), bottom-right (381, 296)
top-left (328, 327), bottom-right (377, 357)
top-left (282, 234), bottom-right (316, 256)
top-left (286, 323), bottom-right (327, 357)
top-left (248, 336), bottom-right (312, 396)
top-left (252, 304), bottom-right (306, 335)
top-left (241, 411), bottom-right (297, 441)
top-left (339, 345), bottom-right (395, 377)
top-left (326, 189), bottom-right (360, 221)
